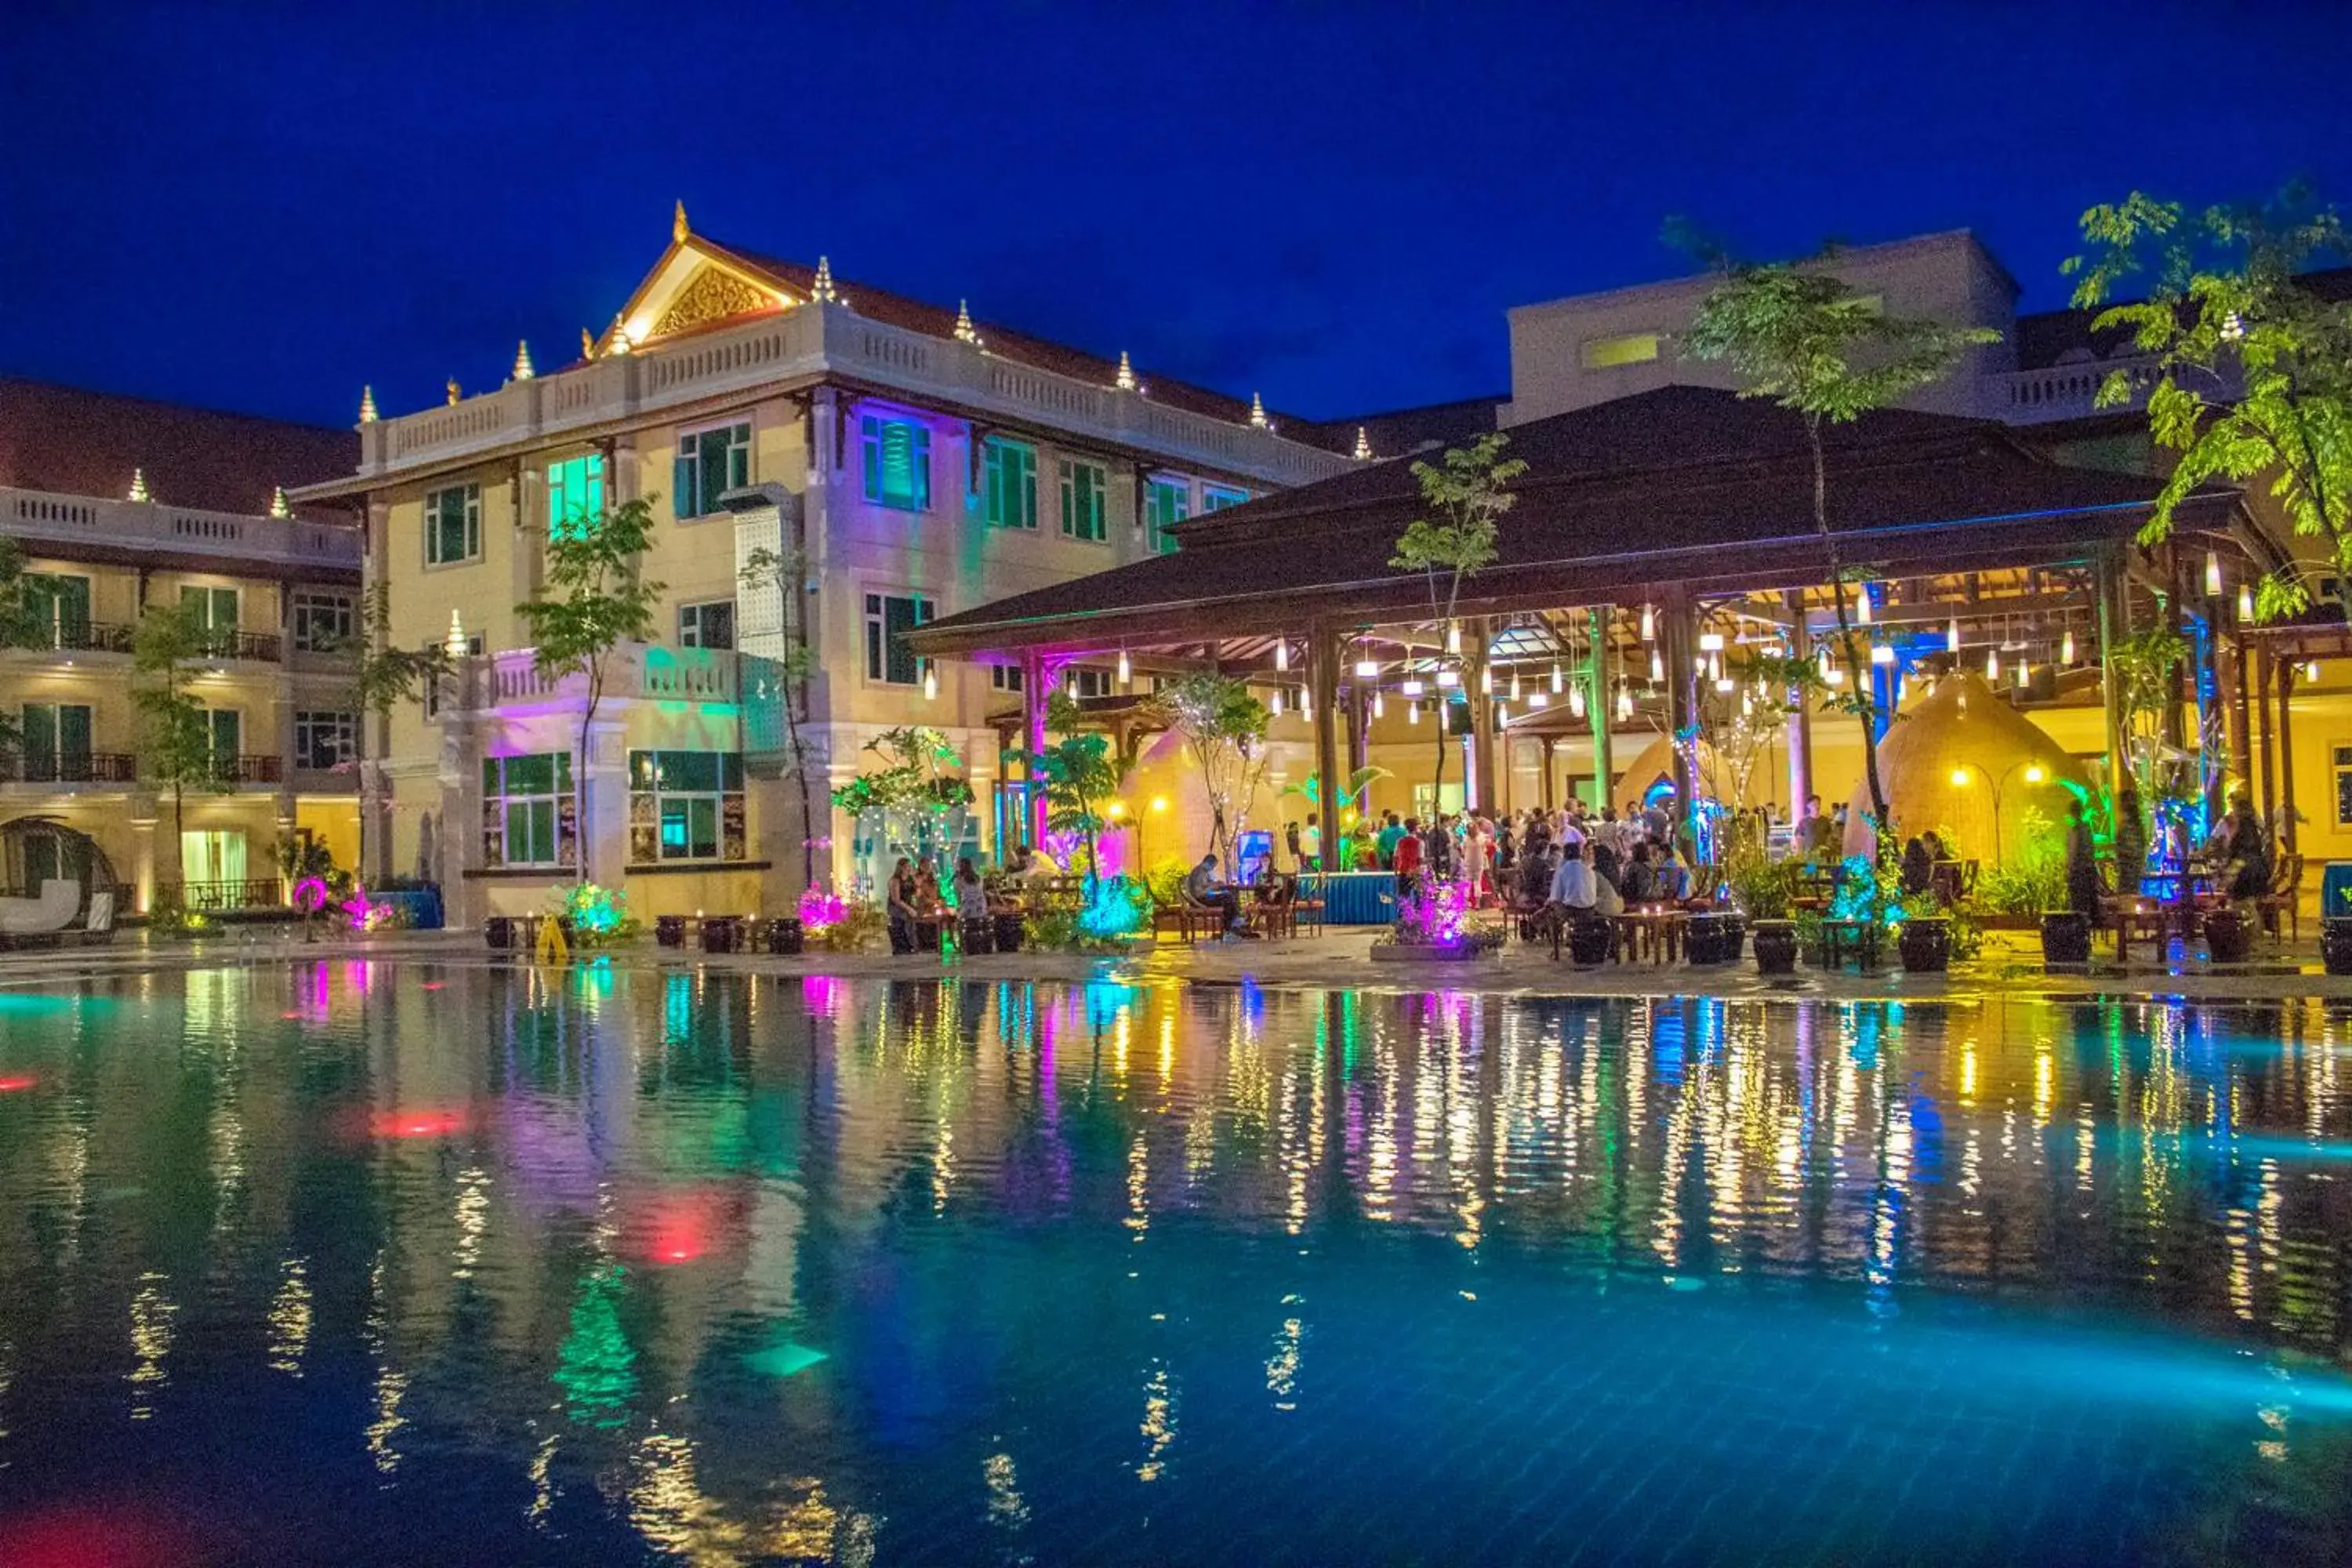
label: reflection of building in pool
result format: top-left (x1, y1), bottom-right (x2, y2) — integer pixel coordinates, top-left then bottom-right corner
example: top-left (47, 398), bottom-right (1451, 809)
top-left (292, 204), bottom-right (1359, 921)
top-left (0, 379), bottom-right (363, 915)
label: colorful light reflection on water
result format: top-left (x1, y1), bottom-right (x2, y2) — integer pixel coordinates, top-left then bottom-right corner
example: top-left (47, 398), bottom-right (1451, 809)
top-left (0, 969), bottom-right (2348, 1565)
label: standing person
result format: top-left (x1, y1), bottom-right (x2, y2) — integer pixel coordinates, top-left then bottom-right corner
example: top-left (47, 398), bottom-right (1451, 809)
top-left (1283, 818), bottom-right (1304, 871)
top-left (2217, 791), bottom-right (2270, 902)
top-left (1394, 815), bottom-right (1425, 897)
top-left (2065, 800), bottom-right (2104, 916)
top-left (1375, 811), bottom-right (1405, 869)
top-left (1301, 811), bottom-right (1322, 873)
top-left (885, 857), bottom-right (920, 955)
top-left (1461, 817), bottom-right (1490, 904)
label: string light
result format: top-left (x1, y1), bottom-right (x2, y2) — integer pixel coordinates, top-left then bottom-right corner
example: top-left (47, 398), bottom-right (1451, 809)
top-left (2205, 550), bottom-right (2223, 597)
top-left (1639, 604), bottom-right (1655, 641)
top-left (1569, 684), bottom-right (1587, 719)
top-left (2238, 584), bottom-right (2255, 622)
top-left (1946, 617), bottom-right (1961, 655)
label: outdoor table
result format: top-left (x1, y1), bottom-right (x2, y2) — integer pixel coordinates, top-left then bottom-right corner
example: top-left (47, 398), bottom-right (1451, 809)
top-left (1617, 906), bottom-right (1687, 964)
top-left (1300, 870), bottom-right (1394, 926)
top-left (1817, 917), bottom-right (1882, 969)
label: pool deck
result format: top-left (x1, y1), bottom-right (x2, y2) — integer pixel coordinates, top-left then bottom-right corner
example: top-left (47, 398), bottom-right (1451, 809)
top-left (3, 926), bottom-right (2348, 1003)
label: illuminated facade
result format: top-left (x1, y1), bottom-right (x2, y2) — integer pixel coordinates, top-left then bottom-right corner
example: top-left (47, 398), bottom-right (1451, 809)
top-left (0, 379), bottom-right (362, 913)
top-left (298, 208), bottom-right (1356, 922)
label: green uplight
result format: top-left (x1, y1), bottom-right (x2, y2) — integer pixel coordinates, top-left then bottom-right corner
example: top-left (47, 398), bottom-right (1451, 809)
top-left (745, 1337), bottom-right (829, 1379)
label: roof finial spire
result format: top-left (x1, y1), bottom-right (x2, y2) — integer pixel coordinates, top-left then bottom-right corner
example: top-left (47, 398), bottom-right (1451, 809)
top-left (1248, 391), bottom-right (1270, 430)
top-left (512, 340), bottom-right (535, 381)
top-left (1115, 350), bottom-right (1137, 392)
top-left (953, 298), bottom-right (981, 346)
top-left (269, 485), bottom-right (290, 519)
top-left (580, 328), bottom-right (595, 361)
top-left (608, 312), bottom-right (631, 354)
top-left (127, 467), bottom-right (151, 503)
top-left (358, 386), bottom-right (379, 423)
top-left (808, 256), bottom-right (837, 303)
top-left (673, 199), bottom-right (690, 244)
top-left (445, 377), bottom-right (462, 405)
top-left (1352, 425), bottom-right (1373, 461)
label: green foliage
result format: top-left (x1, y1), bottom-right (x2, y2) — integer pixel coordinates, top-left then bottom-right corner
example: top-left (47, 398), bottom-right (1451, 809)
top-left (2067, 184), bottom-right (2352, 619)
top-left (1142, 855), bottom-right (1192, 910)
top-left (1724, 848), bottom-right (1802, 920)
top-left (1392, 434), bottom-right (1523, 804)
top-left (1160, 671), bottom-right (1272, 869)
top-left (1968, 806), bottom-right (2069, 914)
top-left (812, 897), bottom-right (885, 953)
top-left (1029, 730), bottom-right (1123, 891)
top-left (831, 726), bottom-right (971, 816)
top-left (736, 545), bottom-right (825, 891)
top-left (132, 598), bottom-right (233, 862)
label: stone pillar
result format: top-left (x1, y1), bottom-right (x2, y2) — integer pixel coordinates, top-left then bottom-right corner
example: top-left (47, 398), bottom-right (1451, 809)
top-left (1784, 589), bottom-right (1813, 815)
top-left (2095, 545), bottom-right (2130, 796)
top-left (2277, 656), bottom-right (2300, 853)
top-left (579, 714), bottom-right (630, 890)
top-left (1583, 607), bottom-right (1612, 811)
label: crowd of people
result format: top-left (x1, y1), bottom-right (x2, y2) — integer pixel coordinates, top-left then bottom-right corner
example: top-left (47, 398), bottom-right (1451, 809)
top-left (1344, 799), bottom-right (1711, 922)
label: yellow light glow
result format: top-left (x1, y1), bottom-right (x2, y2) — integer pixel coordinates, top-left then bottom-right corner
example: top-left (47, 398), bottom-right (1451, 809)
top-left (1149, 797), bottom-right (1168, 814)
top-left (1108, 802), bottom-right (1127, 818)
top-left (1950, 768), bottom-right (1971, 787)
top-left (2024, 764), bottom-right (2045, 784)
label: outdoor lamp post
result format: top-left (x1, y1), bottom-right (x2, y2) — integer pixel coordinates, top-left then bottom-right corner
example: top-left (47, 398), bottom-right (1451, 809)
top-left (1948, 760), bottom-right (2046, 862)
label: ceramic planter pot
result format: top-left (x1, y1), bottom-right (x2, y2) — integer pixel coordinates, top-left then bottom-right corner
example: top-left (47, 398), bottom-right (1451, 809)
top-left (1898, 918), bottom-right (1950, 974)
top-left (762, 917), bottom-right (804, 955)
top-left (655, 915), bottom-right (688, 949)
top-left (2042, 911), bottom-right (2092, 966)
top-left (1567, 916), bottom-right (1614, 967)
top-left (1751, 920), bottom-right (1798, 975)
top-left (2321, 916), bottom-right (2352, 976)
top-left (2205, 906), bottom-right (2253, 964)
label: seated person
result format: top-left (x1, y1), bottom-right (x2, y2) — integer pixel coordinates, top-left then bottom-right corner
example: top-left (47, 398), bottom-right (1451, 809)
top-left (1900, 836), bottom-right (1933, 898)
top-left (1548, 839), bottom-right (1599, 913)
top-left (1184, 853), bottom-right (1248, 936)
top-left (1517, 841), bottom-right (1556, 905)
top-left (1617, 844), bottom-right (1661, 905)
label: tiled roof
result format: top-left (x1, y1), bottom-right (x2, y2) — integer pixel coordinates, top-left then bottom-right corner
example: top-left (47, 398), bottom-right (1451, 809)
top-left (909, 385), bottom-right (2236, 655)
top-left (0, 378), bottom-right (358, 517)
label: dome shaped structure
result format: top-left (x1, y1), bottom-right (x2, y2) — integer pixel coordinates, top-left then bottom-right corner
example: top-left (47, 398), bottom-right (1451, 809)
top-left (1611, 732), bottom-right (1726, 817)
top-left (1840, 672), bottom-right (2089, 863)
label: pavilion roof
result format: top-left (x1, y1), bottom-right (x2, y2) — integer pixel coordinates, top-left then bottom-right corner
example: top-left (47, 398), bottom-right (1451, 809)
top-left (909, 386), bottom-right (2240, 658)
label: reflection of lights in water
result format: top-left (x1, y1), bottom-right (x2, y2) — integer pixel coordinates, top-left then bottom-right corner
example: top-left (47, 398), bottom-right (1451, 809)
top-left (1265, 1318), bottom-right (1303, 1410)
top-left (453, 1167), bottom-right (491, 1279)
top-left (0, 1074), bottom-right (34, 1092)
top-left (1126, 1131), bottom-right (1149, 1236)
top-left (528, 1431), bottom-right (559, 1526)
top-left (984, 1451), bottom-right (1029, 1532)
top-left (126, 1272), bottom-right (176, 1420)
top-left (1136, 1364), bottom-right (1176, 1481)
top-left (267, 1258), bottom-right (312, 1376)
top-left (368, 1107), bottom-right (466, 1140)
top-left (367, 1367), bottom-right (409, 1472)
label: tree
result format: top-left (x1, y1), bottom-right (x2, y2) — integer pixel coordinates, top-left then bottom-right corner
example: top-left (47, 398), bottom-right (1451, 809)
top-left (514, 496), bottom-right (666, 884)
top-left (737, 545), bottom-right (824, 892)
top-left (1391, 434), bottom-right (1524, 808)
top-left (1159, 671), bottom-right (1270, 873)
top-left (1028, 729), bottom-right (1122, 893)
top-left (2065, 185), bottom-right (2352, 622)
top-left (1281, 764), bottom-right (1392, 864)
top-left (339, 582), bottom-right (450, 884)
top-left (1679, 234), bottom-right (1998, 836)
top-left (132, 597), bottom-right (233, 881)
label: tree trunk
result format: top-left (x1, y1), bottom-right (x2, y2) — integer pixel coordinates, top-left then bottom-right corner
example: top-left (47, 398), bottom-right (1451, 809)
top-left (783, 696), bottom-right (816, 891)
top-left (1809, 418), bottom-right (1887, 850)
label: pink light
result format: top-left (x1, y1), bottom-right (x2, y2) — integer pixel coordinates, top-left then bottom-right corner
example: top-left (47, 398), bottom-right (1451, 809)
top-left (0, 1074), bottom-right (35, 1093)
top-left (633, 1191), bottom-right (721, 1265)
top-left (365, 1107), bottom-right (466, 1140)
top-left (420, 981), bottom-right (446, 991)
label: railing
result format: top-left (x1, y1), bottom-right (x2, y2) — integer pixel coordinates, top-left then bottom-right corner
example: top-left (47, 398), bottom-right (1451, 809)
top-left (194, 628), bottom-right (282, 663)
top-left (2, 620), bottom-right (137, 655)
top-left (205, 754), bottom-right (284, 785)
top-left (1993, 356), bottom-right (2235, 426)
top-left (0, 487), bottom-right (363, 571)
top-left (450, 644), bottom-right (739, 711)
top-left (155, 877), bottom-right (285, 912)
top-left (0, 752), bottom-right (136, 783)
top-left (358, 302), bottom-right (1353, 489)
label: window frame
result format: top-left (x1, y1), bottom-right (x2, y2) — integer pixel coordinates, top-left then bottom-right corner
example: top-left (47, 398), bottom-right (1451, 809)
top-left (292, 710), bottom-right (357, 770)
top-left (423, 482), bottom-right (483, 566)
top-left (982, 437), bottom-right (1038, 529)
top-left (859, 412), bottom-right (933, 513)
top-left (546, 452), bottom-right (606, 541)
top-left (677, 599), bottom-right (737, 650)
top-left (291, 590), bottom-right (355, 653)
top-left (626, 749), bottom-right (748, 865)
top-left (1200, 484), bottom-right (1250, 513)
top-left (1578, 331), bottom-right (1662, 370)
top-left (673, 419), bottom-right (753, 521)
top-left (2336, 744), bottom-right (2352, 828)
top-left (481, 752), bottom-right (575, 869)
top-left (1145, 474), bottom-right (1192, 554)
top-left (1058, 457), bottom-right (1109, 543)
top-left (862, 590), bottom-right (935, 686)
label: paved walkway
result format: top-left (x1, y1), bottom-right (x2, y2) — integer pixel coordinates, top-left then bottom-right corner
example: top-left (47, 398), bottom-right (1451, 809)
top-left (0, 925), bottom-right (2344, 1004)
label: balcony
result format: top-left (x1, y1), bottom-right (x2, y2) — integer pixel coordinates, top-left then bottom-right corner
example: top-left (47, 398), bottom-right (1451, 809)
top-left (205, 755), bottom-right (284, 786)
top-left (1994, 356), bottom-right (2237, 426)
top-left (194, 628), bottom-right (282, 663)
top-left (353, 302), bottom-right (1356, 492)
top-left (0, 752), bottom-right (137, 784)
top-left (446, 644), bottom-right (742, 713)
top-left (2, 620), bottom-right (137, 656)
top-left (0, 487), bottom-right (363, 574)
top-left (155, 877), bottom-right (285, 913)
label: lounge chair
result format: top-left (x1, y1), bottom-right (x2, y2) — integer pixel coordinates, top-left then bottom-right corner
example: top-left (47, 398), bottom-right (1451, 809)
top-left (0, 878), bottom-right (81, 946)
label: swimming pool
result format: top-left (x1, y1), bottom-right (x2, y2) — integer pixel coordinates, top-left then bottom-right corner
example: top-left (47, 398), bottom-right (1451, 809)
top-left (0, 964), bottom-right (2347, 1564)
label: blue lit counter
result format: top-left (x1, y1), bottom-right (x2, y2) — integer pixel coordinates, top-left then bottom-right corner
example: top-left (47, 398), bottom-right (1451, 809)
top-left (2321, 862), bottom-right (2352, 918)
top-left (1301, 871), bottom-right (1396, 926)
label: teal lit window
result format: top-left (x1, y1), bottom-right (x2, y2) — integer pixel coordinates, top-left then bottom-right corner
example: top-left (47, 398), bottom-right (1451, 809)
top-left (627, 750), bottom-right (746, 863)
top-left (863, 591), bottom-right (933, 685)
top-left (1058, 458), bottom-right (1107, 542)
top-left (548, 453), bottom-right (605, 540)
top-left (674, 421), bottom-right (750, 519)
top-left (1201, 484), bottom-right (1249, 513)
top-left (1145, 476), bottom-right (1190, 554)
top-left (482, 752), bottom-right (574, 868)
top-left (860, 414), bottom-right (931, 512)
top-left (983, 438), bottom-right (1036, 528)
top-left (424, 483), bottom-right (481, 564)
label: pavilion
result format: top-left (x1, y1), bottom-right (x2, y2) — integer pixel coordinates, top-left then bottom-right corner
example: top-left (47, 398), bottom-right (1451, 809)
top-left (908, 386), bottom-right (2280, 875)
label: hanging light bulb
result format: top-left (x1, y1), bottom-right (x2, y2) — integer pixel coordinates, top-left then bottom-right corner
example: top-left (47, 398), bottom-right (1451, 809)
top-left (2307, 660), bottom-right (2323, 682)
top-left (1824, 664), bottom-right (1846, 686)
top-left (1817, 646), bottom-right (1834, 682)
top-left (1740, 691), bottom-right (1755, 717)
top-left (1707, 650), bottom-right (1722, 681)
top-left (2205, 549), bottom-right (2223, 597)
top-left (1509, 667), bottom-right (1522, 701)
top-left (1496, 699), bottom-right (1510, 724)
top-left (1871, 644), bottom-right (1895, 666)
top-left (1569, 684), bottom-right (1587, 719)
top-left (2015, 658), bottom-right (2030, 689)
top-left (923, 662), bottom-right (938, 701)
top-left (1528, 690), bottom-right (1548, 709)
top-left (1117, 648), bottom-right (1131, 685)
top-left (1854, 590), bottom-right (1871, 625)
top-left (1697, 632), bottom-right (1725, 653)
top-left (1640, 604), bottom-right (1656, 641)
top-left (1401, 677), bottom-right (1425, 697)
top-left (1269, 687), bottom-right (1284, 716)
top-left (1445, 622), bottom-right (1462, 656)
top-left (1298, 686), bottom-right (1312, 721)
top-left (1551, 661), bottom-right (1564, 694)
top-left (1985, 646), bottom-right (2000, 681)
top-left (1479, 666), bottom-right (1494, 695)
top-left (2060, 629), bottom-right (2075, 666)
top-left (1274, 640), bottom-right (1289, 673)
top-left (1616, 685), bottom-right (1633, 720)
top-left (1946, 617), bottom-right (1962, 655)
top-left (1372, 688), bottom-right (1385, 719)
top-left (1407, 699), bottom-right (1421, 726)
top-left (1354, 656), bottom-right (1379, 680)
top-left (2238, 584), bottom-right (2255, 622)
top-left (1436, 669), bottom-right (1459, 688)
top-left (1650, 649), bottom-right (1664, 683)
top-left (1713, 676), bottom-right (1735, 693)
top-left (1065, 670), bottom-right (1079, 699)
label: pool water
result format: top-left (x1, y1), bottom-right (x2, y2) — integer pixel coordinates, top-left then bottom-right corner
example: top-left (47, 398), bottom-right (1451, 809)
top-left (1, 965), bottom-right (2349, 1566)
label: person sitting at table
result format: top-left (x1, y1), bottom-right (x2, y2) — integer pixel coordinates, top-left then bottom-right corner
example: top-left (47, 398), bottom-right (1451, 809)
top-left (1517, 837), bottom-right (1556, 906)
top-left (1654, 840), bottom-right (1693, 903)
top-left (1900, 836), bottom-right (1934, 898)
top-left (885, 858), bottom-right (920, 955)
top-left (1003, 842), bottom-right (1039, 877)
top-left (1548, 837), bottom-right (1598, 913)
top-left (2216, 791), bottom-right (2270, 902)
top-left (1618, 842), bottom-right (1661, 905)
top-left (1185, 853), bottom-right (1250, 938)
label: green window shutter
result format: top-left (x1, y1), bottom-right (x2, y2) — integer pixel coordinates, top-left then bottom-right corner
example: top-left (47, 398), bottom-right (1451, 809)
top-left (862, 416), bottom-right (883, 501)
top-left (674, 451), bottom-right (696, 518)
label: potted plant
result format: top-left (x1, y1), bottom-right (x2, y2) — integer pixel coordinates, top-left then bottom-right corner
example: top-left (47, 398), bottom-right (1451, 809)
top-left (1567, 914), bottom-right (1614, 967)
top-left (1728, 851), bottom-right (1800, 975)
top-left (2205, 903), bottom-right (2254, 964)
top-left (1897, 916), bottom-right (1951, 973)
top-left (2322, 911), bottom-right (2352, 975)
top-left (2042, 908), bottom-right (2092, 966)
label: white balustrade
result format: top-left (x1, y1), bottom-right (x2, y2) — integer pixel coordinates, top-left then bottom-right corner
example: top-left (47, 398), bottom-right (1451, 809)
top-left (0, 486), bottom-right (361, 571)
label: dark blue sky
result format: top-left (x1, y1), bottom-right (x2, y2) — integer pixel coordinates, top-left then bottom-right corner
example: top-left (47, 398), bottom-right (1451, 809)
top-left (5, 1), bottom-right (2347, 430)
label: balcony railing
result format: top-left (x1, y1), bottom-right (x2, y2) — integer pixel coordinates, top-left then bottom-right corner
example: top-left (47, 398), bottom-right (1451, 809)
top-left (3, 620), bottom-right (137, 655)
top-left (0, 752), bottom-right (137, 784)
top-left (155, 877), bottom-right (285, 912)
top-left (205, 754), bottom-right (284, 786)
top-left (446, 644), bottom-right (742, 713)
top-left (356, 302), bottom-right (1356, 491)
top-left (0, 487), bottom-right (362, 572)
top-left (195, 629), bottom-right (282, 662)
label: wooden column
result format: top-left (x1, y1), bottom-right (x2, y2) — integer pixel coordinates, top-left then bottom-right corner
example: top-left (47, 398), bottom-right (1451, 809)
top-left (2224, 633), bottom-right (2252, 807)
top-left (1541, 735), bottom-right (1557, 812)
top-left (1663, 586), bottom-right (1697, 826)
top-left (2255, 641), bottom-right (2277, 829)
top-left (1345, 678), bottom-right (1368, 776)
top-left (2278, 655), bottom-right (2300, 852)
top-left (1784, 587), bottom-right (1813, 815)
top-left (1020, 648), bottom-right (1048, 849)
top-left (2095, 545), bottom-right (2130, 796)
top-left (1311, 621), bottom-right (1341, 859)
top-left (1584, 607), bottom-right (1613, 811)
top-left (1468, 616), bottom-right (1497, 816)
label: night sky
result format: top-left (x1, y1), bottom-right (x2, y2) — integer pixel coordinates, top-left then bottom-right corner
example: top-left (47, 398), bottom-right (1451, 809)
top-left (5, 1), bottom-right (2348, 431)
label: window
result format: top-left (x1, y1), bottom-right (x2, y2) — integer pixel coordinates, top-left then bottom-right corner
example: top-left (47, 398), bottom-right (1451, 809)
top-left (2336, 746), bottom-right (2352, 827)
top-left (294, 711), bottom-right (356, 769)
top-left (989, 664), bottom-right (1025, 693)
top-left (1058, 458), bottom-right (1107, 542)
top-left (863, 591), bottom-right (933, 685)
top-left (22, 574), bottom-right (91, 647)
top-left (180, 586), bottom-right (239, 656)
top-left (860, 414), bottom-right (931, 511)
top-left (292, 591), bottom-right (354, 652)
top-left (180, 829), bottom-right (247, 889)
top-left (678, 600), bottom-right (736, 650)
top-left (1066, 666), bottom-right (1114, 699)
top-left (982, 438), bottom-right (1037, 529)
top-left (1580, 332), bottom-right (1661, 370)
top-left (1201, 485), bottom-right (1249, 513)
top-left (547, 453), bottom-right (605, 539)
top-left (482, 753), bottom-right (574, 869)
top-left (201, 708), bottom-right (241, 769)
top-left (1145, 476), bottom-right (1191, 554)
top-left (674, 421), bottom-right (750, 519)
top-left (20, 702), bottom-right (92, 780)
top-left (627, 750), bottom-right (747, 864)
top-left (424, 483), bottom-right (481, 564)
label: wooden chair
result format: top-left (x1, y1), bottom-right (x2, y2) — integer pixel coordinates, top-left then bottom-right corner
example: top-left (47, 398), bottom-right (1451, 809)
top-left (1153, 902), bottom-right (1223, 944)
top-left (2257, 851), bottom-right (2304, 942)
top-left (1250, 878), bottom-right (1299, 939)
